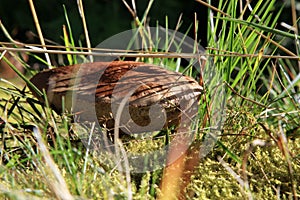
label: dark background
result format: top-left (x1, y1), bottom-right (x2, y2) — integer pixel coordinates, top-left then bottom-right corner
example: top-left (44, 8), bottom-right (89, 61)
top-left (0, 1), bottom-right (208, 46)
top-left (0, 0), bottom-right (297, 50)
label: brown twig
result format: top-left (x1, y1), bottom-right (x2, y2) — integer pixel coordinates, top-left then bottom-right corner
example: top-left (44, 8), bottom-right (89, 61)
top-left (224, 81), bottom-right (267, 108)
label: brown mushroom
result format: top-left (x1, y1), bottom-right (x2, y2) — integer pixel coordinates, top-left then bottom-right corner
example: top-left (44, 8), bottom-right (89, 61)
top-left (29, 60), bottom-right (203, 199)
top-left (29, 61), bottom-right (202, 134)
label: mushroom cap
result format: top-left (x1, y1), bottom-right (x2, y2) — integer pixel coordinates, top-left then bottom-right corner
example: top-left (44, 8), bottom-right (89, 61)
top-left (30, 61), bottom-right (202, 133)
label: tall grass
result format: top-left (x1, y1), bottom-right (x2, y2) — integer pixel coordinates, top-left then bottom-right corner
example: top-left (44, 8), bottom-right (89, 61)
top-left (0, 0), bottom-right (299, 199)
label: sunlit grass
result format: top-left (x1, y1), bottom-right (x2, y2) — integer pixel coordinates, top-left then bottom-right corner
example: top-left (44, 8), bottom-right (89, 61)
top-left (0, 0), bottom-right (299, 199)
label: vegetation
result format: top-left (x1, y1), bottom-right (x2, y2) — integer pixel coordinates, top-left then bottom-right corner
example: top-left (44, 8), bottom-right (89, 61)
top-left (0, 0), bottom-right (299, 199)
